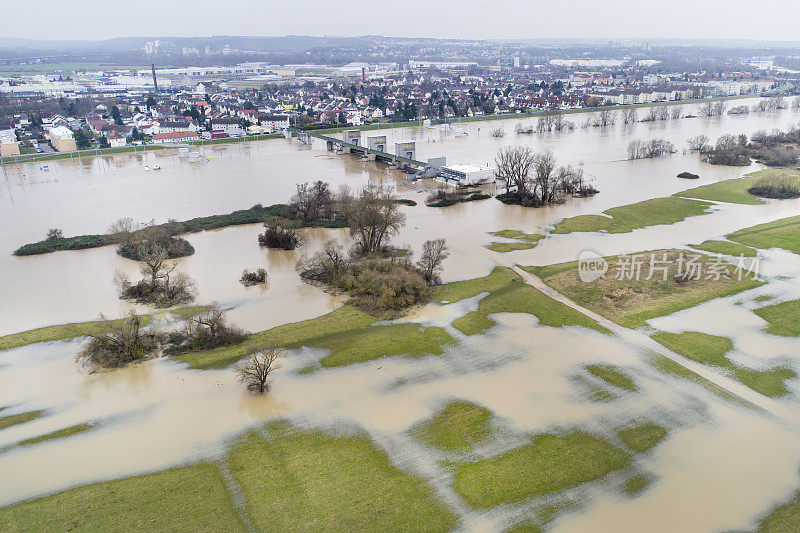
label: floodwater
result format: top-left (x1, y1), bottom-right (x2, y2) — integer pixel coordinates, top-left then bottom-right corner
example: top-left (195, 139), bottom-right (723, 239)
top-left (3, 98), bottom-right (800, 530)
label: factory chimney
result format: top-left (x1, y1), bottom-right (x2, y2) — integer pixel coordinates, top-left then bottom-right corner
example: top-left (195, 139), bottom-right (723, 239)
top-left (151, 63), bottom-right (158, 93)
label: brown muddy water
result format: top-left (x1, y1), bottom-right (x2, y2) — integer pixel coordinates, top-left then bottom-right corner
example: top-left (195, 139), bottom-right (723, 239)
top-left (3, 98), bottom-right (800, 531)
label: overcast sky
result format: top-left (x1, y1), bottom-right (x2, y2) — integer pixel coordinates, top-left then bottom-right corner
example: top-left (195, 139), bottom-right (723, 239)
top-left (4, 0), bottom-right (799, 42)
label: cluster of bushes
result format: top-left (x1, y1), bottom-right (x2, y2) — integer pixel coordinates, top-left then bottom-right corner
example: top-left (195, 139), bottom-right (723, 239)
top-left (298, 236), bottom-right (448, 318)
top-left (163, 305), bottom-right (249, 356)
top-left (114, 250), bottom-right (196, 308)
top-left (748, 174), bottom-right (800, 199)
top-left (627, 138), bottom-right (676, 159)
top-left (77, 313), bottom-right (161, 368)
top-left (699, 127), bottom-right (800, 167)
top-left (240, 268), bottom-right (268, 286)
top-left (258, 218), bottom-right (302, 250)
top-left (426, 188), bottom-right (491, 207)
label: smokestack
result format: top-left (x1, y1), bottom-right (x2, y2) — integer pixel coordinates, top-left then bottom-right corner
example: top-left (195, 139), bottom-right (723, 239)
top-left (151, 63), bottom-right (158, 93)
top-left (362, 67), bottom-right (365, 83)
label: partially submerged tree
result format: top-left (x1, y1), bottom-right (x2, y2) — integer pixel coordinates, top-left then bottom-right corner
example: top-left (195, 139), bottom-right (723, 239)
top-left (344, 185), bottom-right (406, 256)
top-left (114, 248), bottom-right (196, 307)
top-left (236, 347), bottom-right (284, 393)
top-left (417, 239), bottom-right (449, 285)
top-left (240, 268), bottom-right (268, 286)
top-left (494, 145), bottom-right (535, 194)
top-left (46, 228), bottom-right (64, 241)
top-left (258, 217), bottom-right (302, 250)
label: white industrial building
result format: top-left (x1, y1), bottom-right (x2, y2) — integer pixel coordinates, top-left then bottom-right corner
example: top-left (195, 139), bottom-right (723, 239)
top-left (438, 164), bottom-right (494, 185)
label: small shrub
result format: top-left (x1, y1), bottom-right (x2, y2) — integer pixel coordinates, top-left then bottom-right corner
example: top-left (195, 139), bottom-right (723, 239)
top-left (748, 175), bottom-right (800, 199)
top-left (164, 304), bottom-right (249, 355)
top-left (240, 268), bottom-right (268, 286)
top-left (46, 228), bottom-right (64, 240)
top-left (77, 313), bottom-right (161, 368)
top-left (258, 218), bottom-right (302, 250)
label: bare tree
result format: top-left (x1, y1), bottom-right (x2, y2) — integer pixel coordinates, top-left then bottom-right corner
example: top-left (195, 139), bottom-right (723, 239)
top-left (642, 106), bottom-right (659, 122)
top-left (656, 106), bottom-right (670, 120)
top-left (494, 145), bottom-right (535, 194)
top-left (490, 127), bottom-right (505, 138)
top-left (687, 135), bottom-right (710, 152)
top-left (138, 244), bottom-right (176, 287)
top-left (622, 107), bottom-right (638, 124)
top-left (107, 217), bottom-right (140, 248)
top-left (76, 311), bottom-right (160, 368)
top-left (531, 151), bottom-right (559, 204)
top-left (343, 185), bottom-right (406, 256)
top-left (417, 239), bottom-right (449, 285)
top-left (670, 105), bottom-right (684, 119)
top-left (699, 101), bottom-right (716, 117)
top-left (236, 347), bottom-right (284, 393)
top-left (594, 109), bottom-right (616, 127)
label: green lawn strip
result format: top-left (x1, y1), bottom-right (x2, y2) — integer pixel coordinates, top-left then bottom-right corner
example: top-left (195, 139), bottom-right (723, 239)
top-left (451, 281), bottom-right (609, 336)
top-left (0, 410), bottom-right (45, 431)
top-left (15, 423), bottom-right (95, 448)
top-left (755, 300), bottom-right (800, 336)
top-left (175, 306), bottom-right (375, 369)
top-left (525, 249), bottom-right (764, 329)
top-left (312, 324), bottom-right (456, 368)
top-left (690, 240), bottom-right (758, 257)
top-left (434, 266), bottom-right (518, 303)
top-left (552, 197), bottom-right (713, 235)
top-left (0, 463), bottom-right (244, 532)
top-left (754, 489), bottom-right (800, 532)
top-left (411, 400), bottom-right (493, 451)
top-left (175, 305), bottom-right (454, 370)
top-left (228, 425), bottom-right (457, 532)
top-left (647, 353), bottom-right (750, 406)
top-left (727, 215), bottom-right (800, 255)
top-left (616, 423), bottom-right (668, 454)
top-left (585, 364), bottom-right (638, 392)
top-left (486, 241), bottom-right (538, 253)
top-left (652, 331), bottom-right (797, 398)
top-left (452, 430), bottom-right (630, 508)
top-left (622, 474), bottom-right (652, 496)
top-left (675, 174), bottom-right (765, 205)
top-left (0, 317), bottom-right (153, 351)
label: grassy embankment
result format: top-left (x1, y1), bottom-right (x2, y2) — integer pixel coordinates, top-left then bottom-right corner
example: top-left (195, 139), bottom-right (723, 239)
top-left (651, 331), bottom-right (796, 398)
top-left (526, 249), bottom-right (764, 329)
top-left (0, 423), bottom-right (96, 455)
top-left (0, 305), bottom-right (208, 351)
top-left (552, 197), bottom-right (713, 234)
top-left (486, 230), bottom-right (545, 253)
top-left (13, 203), bottom-right (348, 256)
top-left (0, 422), bottom-right (457, 532)
top-left (690, 240), bottom-right (758, 257)
top-left (727, 215), bottom-right (800, 255)
top-left (0, 410), bottom-right (45, 431)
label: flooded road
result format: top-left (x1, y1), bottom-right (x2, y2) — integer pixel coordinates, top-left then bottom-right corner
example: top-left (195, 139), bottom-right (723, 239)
top-left (3, 98), bottom-right (800, 530)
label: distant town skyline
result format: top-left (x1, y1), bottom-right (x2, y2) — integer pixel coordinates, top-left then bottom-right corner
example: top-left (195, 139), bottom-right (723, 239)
top-left (4, 0), bottom-right (800, 43)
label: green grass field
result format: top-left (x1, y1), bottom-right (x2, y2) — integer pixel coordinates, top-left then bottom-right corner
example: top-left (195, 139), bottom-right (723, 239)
top-left (485, 241), bottom-right (539, 252)
top-left (0, 463), bottom-right (245, 532)
top-left (754, 300), bottom-right (800, 336)
top-left (552, 197), bottom-right (713, 235)
top-left (450, 280), bottom-right (609, 336)
top-left (652, 331), bottom-right (797, 397)
top-left (434, 266), bottom-right (519, 304)
top-left (228, 425), bottom-right (457, 531)
top-left (486, 230), bottom-right (545, 253)
top-left (0, 410), bottom-right (45, 431)
top-left (452, 430), bottom-right (630, 508)
top-left (690, 240), bottom-right (758, 257)
top-left (585, 364), bottom-right (638, 392)
top-left (527, 249), bottom-right (764, 328)
top-left (412, 401), bottom-right (493, 451)
top-left (728, 215), bottom-right (800, 255)
top-left (675, 174), bottom-right (767, 205)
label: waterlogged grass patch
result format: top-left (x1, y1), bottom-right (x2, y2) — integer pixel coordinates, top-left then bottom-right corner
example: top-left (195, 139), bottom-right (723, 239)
top-left (652, 331), bottom-right (797, 398)
top-left (451, 280), bottom-right (608, 336)
top-left (0, 463), bottom-right (244, 532)
top-left (486, 230), bottom-right (545, 253)
top-left (754, 489), bottom-right (800, 532)
top-left (527, 249), bottom-right (764, 328)
top-left (412, 400), bottom-right (493, 451)
top-left (228, 425), bottom-right (457, 532)
top-left (552, 197), bottom-right (713, 234)
top-left (15, 423), bottom-right (94, 448)
top-left (616, 423), bottom-right (668, 453)
top-left (586, 364), bottom-right (637, 392)
top-left (311, 324), bottom-right (456, 368)
top-left (755, 299), bottom-right (800, 337)
top-left (452, 430), bottom-right (630, 508)
top-left (691, 240), bottom-right (757, 257)
top-left (434, 266), bottom-right (518, 304)
top-left (728, 215), bottom-right (800, 255)
top-left (622, 474), bottom-right (652, 496)
top-left (0, 410), bottom-right (45, 432)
